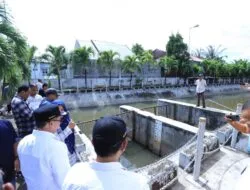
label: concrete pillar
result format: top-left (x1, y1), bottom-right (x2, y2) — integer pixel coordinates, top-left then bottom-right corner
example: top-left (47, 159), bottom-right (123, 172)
top-left (76, 79), bottom-right (79, 93)
top-left (231, 103), bottom-right (243, 148)
top-left (193, 117), bottom-right (206, 181)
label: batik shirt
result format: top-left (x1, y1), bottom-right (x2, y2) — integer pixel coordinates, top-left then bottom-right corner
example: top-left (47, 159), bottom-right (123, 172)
top-left (11, 95), bottom-right (36, 138)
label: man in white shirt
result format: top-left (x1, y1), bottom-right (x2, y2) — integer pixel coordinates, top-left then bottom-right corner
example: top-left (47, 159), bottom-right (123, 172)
top-left (18, 104), bottom-right (71, 190)
top-left (36, 79), bottom-right (43, 90)
top-left (63, 116), bottom-right (149, 190)
top-left (27, 84), bottom-right (43, 111)
top-left (195, 74), bottom-right (207, 108)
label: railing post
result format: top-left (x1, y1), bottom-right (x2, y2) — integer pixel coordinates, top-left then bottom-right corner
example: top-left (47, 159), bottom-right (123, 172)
top-left (231, 103), bottom-right (243, 148)
top-left (193, 117), bottom-right (206, 181)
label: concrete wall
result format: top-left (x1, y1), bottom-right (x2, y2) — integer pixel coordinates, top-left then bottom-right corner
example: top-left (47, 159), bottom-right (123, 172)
top-left (157, 99), bottom-right (233, 131)
top-left (47, 77), bottom-right (184, 89)
top-left (59, 85), bottom-right (242, 109)
top-left (120, 105), bottom-right (199, 156)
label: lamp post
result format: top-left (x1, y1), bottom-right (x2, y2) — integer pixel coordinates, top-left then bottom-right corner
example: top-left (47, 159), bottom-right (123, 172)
top-left (189, 24), bottom-right (199, 54)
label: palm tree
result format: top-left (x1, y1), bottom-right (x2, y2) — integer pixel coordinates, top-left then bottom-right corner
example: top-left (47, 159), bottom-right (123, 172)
top-left (42, 45), bottom-right (68, 90)
top-left (139, 50), bottom-right (155, 81)
top-left (122, 55), bottom-right (140, 88)
top-left (97, 50), bottom-right (119, 88)
top-left (71, 46), bottom-right (95, 88)
top-left (0, 5), bottom-right (28, 97)
top-left (159, 56), bottom-right (177, 85)
top-left (205, 45), bottom-right (226, 61)
top-left (192, 48), bottom-right (205, 58)
top-left (25, 46), bottom-right (37, 83)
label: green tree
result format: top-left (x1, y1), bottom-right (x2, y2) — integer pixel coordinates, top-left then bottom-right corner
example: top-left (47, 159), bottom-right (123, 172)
top-left (166, 33), bottom-right (190, 81)
top-left (192, 64), bottom-right (203, 76)
top-left (131, 43), bottom-right (144, 56)
top-left (42, 45), bottom-right (68, 91)
top-left (71, 46), bottom-right (95, 88)
top-left (122, 55), bottom-right (140, 88)
top-left (26, 46), bottom-right (38, 83)
top-left (159, 56), bottom-right (178, 84)
top-left (139, 50), bottom-right (155, 80)
top-left (0, 4), bottom-right (28, 99)
top-left (97, 50), bottom-right (119, 88)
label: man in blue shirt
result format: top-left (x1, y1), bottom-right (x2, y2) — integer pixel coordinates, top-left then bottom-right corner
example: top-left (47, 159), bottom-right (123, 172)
top-left (0, 120), bottom-right (18, 186)
top-left (40, 88), bottom-right (78, 165)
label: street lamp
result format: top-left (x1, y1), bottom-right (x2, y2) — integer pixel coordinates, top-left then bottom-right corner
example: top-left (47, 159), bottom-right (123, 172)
top-left (189, 24), bottom-right (199, 54)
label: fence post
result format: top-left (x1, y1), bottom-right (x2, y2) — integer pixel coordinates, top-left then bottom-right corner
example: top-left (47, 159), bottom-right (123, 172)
top-left (193, 117), bottom-right (206, 181)
top-left (231, 103), bottom-right (243, 148)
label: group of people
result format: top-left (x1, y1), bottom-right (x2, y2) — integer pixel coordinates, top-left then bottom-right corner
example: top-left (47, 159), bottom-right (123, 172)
top-left (0, 80), bottom-right (149, 190)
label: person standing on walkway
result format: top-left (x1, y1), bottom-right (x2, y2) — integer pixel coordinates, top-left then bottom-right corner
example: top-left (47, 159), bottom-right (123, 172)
top-left (0, 120), bottom-right (19, 188)
top-left (11, 85), bottom-right (36, 139)
top-left (27, 84), bottom-right (43, 111)
top-left (63, 116), bottom-right (149, 190)
top-left (195, 74), bottom-right (207, 108)
top-left (18, 104), bottom-right (70, 190)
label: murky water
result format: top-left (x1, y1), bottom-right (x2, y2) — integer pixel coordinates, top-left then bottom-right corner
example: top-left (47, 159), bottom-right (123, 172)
top-left (70, 92), bottom-right (250, 168)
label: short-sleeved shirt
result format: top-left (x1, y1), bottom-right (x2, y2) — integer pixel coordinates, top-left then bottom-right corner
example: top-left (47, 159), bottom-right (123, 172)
top-left (0, 120), bottom-right (17, 182)
top-left (195, 79), bottom-right (207, 93)
top-left (62, 161), bottom-right (149, 190)
top-left (18, 130), bottom-right (70, 190)
top-left (11, 95), bottom-right (36, 138)
top-left (27, 94), bottom-right (43, 111)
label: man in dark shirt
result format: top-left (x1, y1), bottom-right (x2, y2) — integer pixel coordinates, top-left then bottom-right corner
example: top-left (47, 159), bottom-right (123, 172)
top-left (11, 85), bottom-right (36, 138)
top-left (0, 120), bottom-right (18, 186)
top-left (38, 83), bottom-right (48, 97)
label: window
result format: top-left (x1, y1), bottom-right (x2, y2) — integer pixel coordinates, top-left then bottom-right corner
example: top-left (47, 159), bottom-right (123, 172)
top-left (42, 68), bottom-right (48, 75)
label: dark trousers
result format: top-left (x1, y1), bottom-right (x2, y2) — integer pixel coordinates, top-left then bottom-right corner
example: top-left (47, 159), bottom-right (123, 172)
top-left (197, 92), bottom-right (206, 108)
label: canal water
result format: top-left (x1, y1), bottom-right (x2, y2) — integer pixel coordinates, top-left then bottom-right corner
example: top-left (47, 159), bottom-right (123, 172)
top-left (70, 92), bottom-right (250, 168)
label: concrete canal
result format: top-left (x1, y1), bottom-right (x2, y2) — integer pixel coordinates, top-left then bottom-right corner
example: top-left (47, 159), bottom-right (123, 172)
top-left (70, 92), bottom-right (250, 168)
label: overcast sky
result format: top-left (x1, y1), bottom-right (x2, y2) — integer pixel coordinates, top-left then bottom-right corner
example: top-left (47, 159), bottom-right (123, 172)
top-left (6, 0), bottom-right (250, 61)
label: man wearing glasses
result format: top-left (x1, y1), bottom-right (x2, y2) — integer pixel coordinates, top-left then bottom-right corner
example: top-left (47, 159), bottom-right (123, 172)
top-left (63, 116), bottom-right (149, 190)
top-left (17, 104), bottom-right (71, 190)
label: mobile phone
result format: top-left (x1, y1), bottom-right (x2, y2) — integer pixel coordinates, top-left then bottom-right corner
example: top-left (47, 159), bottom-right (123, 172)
top-left (226, 114), bottom-right (240, 121)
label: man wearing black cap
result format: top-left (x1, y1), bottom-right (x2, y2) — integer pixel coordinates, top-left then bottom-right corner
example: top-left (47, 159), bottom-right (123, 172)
top-left (63, 116), bottom-right (149, 190)
top-left (40, 88), bottom-right (78, 165)
top-left (17, 104), bottom-right (70, 190)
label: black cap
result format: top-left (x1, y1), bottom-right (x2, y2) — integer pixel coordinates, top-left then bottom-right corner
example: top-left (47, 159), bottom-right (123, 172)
top-left (92, 116), bottom-right (127, 146)
top-left (46, 88), bottom-right (58, 96)
top-left (199, 74), bottom-right (203, 77)
top-left (33, 104), bottom-right (66, 123)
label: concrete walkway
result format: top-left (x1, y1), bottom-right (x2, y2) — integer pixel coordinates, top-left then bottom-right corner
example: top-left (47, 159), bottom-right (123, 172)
top-left (170, 147), bottom-right (249, 190)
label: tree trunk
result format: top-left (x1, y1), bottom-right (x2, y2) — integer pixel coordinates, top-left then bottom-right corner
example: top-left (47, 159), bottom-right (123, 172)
top-left (109, 70), bottom-right (112, 88)
top-left (57, 74), bottom-right (61, 91)
top-left (85, 69), bottom-right (87, 89)
top-left (130, 72), bottom-right (133, 88)
top-left (2, 76), bottom-right (6, 100)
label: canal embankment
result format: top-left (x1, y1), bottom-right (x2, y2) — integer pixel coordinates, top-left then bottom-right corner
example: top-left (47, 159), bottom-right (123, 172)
top-left (59, 84), bottom-right (245, 109)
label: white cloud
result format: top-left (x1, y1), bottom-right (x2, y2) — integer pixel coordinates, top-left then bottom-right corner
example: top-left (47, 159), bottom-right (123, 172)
top-left (6, 0), bottom-right (250, 60)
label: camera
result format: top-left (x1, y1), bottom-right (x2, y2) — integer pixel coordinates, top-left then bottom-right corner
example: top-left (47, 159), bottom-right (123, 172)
top-left (226, 114), bottom-right (240, 121)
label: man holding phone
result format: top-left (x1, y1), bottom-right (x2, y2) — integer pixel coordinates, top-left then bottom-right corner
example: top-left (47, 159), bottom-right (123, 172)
top-left (225, 100), bottom-right (250, 152)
